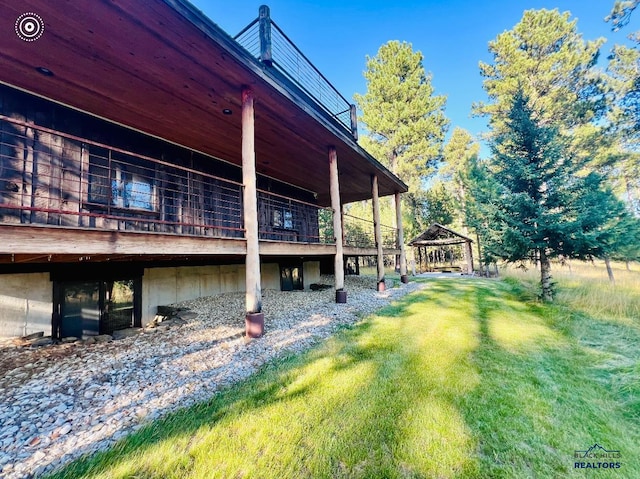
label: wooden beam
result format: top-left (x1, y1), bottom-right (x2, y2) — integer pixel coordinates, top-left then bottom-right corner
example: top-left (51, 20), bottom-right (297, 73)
top-left (242, 86), bottom-right (262, 318)
top-left (329, 146), bottom-right (346, 302)
top-left (395, 192), bottom-right (408, 282)
top-left (0, 225), bottom-right (247, 256)
top-left (371, 174), bottom-right (385, 291)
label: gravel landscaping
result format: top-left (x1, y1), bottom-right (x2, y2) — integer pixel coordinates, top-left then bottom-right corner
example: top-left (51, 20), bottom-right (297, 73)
top-left (0, 275), bottom-right (422, 479)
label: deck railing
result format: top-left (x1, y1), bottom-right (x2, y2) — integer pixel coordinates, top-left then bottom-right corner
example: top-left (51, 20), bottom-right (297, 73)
top-left (235, 6), bottom-right (358, 139)
top-left (0, 116), bottom-right (326, 242)
top-left (1, 116), bottom-right (396, 251)
top-left (257, 189), bottom-right (333, 244)
top-left (343, 213), bottom-right (397, 249)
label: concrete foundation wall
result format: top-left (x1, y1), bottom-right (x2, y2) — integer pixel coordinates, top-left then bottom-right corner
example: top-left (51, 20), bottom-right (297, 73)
top-left (261, 263), bottom-right (280, 290)
top-left (0, 260), bottom-right (323, 337)
top-left (0, 273), bottom-right (52, 338)
top-left (141, 262), bottom-right (283, 323)
top-left (303, 261), bottom-right (321, 288)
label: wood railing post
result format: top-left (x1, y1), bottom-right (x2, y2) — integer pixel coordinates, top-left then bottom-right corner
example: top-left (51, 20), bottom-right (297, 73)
top-left (259, 5), bottom-right (273, 66)
top-left (242, 86), bottom-right (264, 338)
top-left (349, 104), bottom-right (358, 140)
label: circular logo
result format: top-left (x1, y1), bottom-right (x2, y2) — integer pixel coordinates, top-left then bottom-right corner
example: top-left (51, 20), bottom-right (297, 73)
top-left (15, 13), bottom-right (45, 42)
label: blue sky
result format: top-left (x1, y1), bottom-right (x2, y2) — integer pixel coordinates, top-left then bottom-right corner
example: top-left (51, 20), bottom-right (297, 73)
top-left (192, 0), bottom-right (634, 155)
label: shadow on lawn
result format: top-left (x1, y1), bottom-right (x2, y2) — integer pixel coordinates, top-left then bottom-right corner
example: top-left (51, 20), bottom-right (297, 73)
top-left (458, 278), bottom-right (640, 479)
top-left (47, 285), bottom-right (479, 479)
top-left (47, 278), bottom-right (640, 479)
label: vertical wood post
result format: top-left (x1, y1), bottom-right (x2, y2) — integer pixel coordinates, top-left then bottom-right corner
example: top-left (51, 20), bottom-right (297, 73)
top-left (395, 192), bottom-right (408, 283)
top-left (372, 175), bottom-right (385, 291)
top-left (242, 87), bottom-right (264, 337)
top-left (340, 204), bottom-right (345, 249)
top-left (259, 5), bottom-right (273, 66)
top-left (329, 146), bottom-right (346, 303)
top-left (349, 104), bottom-right (358, 140)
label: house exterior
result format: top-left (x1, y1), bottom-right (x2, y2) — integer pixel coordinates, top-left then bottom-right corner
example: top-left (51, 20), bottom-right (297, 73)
top-left (0, 1), bottom-right (408, 339)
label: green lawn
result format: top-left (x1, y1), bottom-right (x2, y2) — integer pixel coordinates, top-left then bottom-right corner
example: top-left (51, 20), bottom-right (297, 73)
top-left (48, 273), bottom-right (640, 478)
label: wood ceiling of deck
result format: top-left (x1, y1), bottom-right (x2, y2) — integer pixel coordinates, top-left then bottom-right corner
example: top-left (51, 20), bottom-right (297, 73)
top-left (0, 0), bottom-right (406, 207)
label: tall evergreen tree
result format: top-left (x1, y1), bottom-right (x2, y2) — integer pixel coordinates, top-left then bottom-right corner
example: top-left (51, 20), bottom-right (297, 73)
top-left (354, 41), bottom-right (448, 239)
top-left (440, 127), bottom-right (480, 231)
top-left (474, 9), bottom-right (607, 166)
top-left (605, 1), bottom-right (640, 215)
top-left (477, 92), bottom-right (629, 300)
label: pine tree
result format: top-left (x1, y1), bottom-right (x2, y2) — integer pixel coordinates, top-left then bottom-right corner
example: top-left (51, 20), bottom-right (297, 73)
top-left (478, 92), bottom-right (630, 300)
top-left (440, 127), bottom-right (480, 231)
top-left (354, 41), bottom-right (448, 240)
top-left (474, 8), bottom-right (607, 167)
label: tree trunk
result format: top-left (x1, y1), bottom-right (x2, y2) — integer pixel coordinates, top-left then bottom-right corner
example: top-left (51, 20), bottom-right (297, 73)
top-left (604, 256), bottom-right (615, 284)
top-left (476, 232), bottom-right (484, 276)
top-left (540, 248), bottom-right (553, 302)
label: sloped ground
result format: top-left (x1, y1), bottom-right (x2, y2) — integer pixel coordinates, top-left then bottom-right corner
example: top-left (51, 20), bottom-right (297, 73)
top-left (0, 275), bottom-right (421, 478)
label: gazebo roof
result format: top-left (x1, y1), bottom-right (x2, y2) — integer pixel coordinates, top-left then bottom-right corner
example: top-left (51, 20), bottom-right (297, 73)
top-left (408, 223), bottom-right (473, 247)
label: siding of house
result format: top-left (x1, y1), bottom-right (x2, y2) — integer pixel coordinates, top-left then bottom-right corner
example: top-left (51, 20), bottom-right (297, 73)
top-left (0, 85), bottom-right (323, 242)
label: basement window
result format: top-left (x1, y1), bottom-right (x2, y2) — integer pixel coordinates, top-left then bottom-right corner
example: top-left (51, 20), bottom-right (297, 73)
top-left (54, 276), bottom-right (142, 338)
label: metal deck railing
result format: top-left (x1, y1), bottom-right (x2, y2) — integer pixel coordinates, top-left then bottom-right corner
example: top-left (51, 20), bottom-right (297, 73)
top-left (343, 213), bottom-right (397, 249)
top-left (235, 6), bottom-right (357, 139)
top-left (0, 116), bottom-right (331, 243)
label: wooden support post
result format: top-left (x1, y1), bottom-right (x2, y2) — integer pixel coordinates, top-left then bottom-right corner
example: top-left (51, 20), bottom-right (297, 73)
top-left (340, 204), bottom-right (345, 251)
top-left (372, 174), bottom-right (385, 291)
top-left (395, 192), bottom-right (408, 283)
top-left (329, 146), bottom-right (346, 303)
top-left (242, 87), bottom-right (264, 337)
top-left (259, 5), bottom-right (273, 66)
top-left (349, 104), bottom-right (358, 140)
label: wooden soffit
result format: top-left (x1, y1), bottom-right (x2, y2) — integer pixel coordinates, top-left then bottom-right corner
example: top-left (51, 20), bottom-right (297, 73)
top-left (0, 0), bottom-right (406, 206)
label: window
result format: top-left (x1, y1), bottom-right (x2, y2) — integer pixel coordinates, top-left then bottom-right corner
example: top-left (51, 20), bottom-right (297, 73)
top-left (111, 167), bottom-right (155, 211)
top-left (273, 209), bottom-right (294, 229)
top-left (280, 262), bottom-right (303, 291)
top-left (55, 276), bottom-right (141, 338)
top-left (88, 148), bottom-right (157, 212)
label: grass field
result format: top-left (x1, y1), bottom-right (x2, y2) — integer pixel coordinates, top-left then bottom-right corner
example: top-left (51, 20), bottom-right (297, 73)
top-left (47, 263), bottom-right (640, 478)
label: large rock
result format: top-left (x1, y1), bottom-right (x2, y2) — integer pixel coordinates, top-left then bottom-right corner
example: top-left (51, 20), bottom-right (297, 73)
top-left (111, 328), bottom-right (142, 340)
top-left (29, 337), bottom-right (53, 347)
top-left (93, 334), bottom-right (113, 343)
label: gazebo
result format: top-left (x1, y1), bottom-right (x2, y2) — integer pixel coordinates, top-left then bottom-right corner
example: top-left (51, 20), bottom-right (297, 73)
top-left (409, 223), bottom-right (474, 274)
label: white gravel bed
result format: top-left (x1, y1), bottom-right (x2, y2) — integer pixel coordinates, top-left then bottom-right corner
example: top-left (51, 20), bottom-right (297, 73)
top-left (0, 275), bottom-right (422, 478)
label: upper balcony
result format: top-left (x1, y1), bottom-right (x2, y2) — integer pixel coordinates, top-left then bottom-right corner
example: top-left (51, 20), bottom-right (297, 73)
top-left (234, 6), bottom-right (358, 140)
